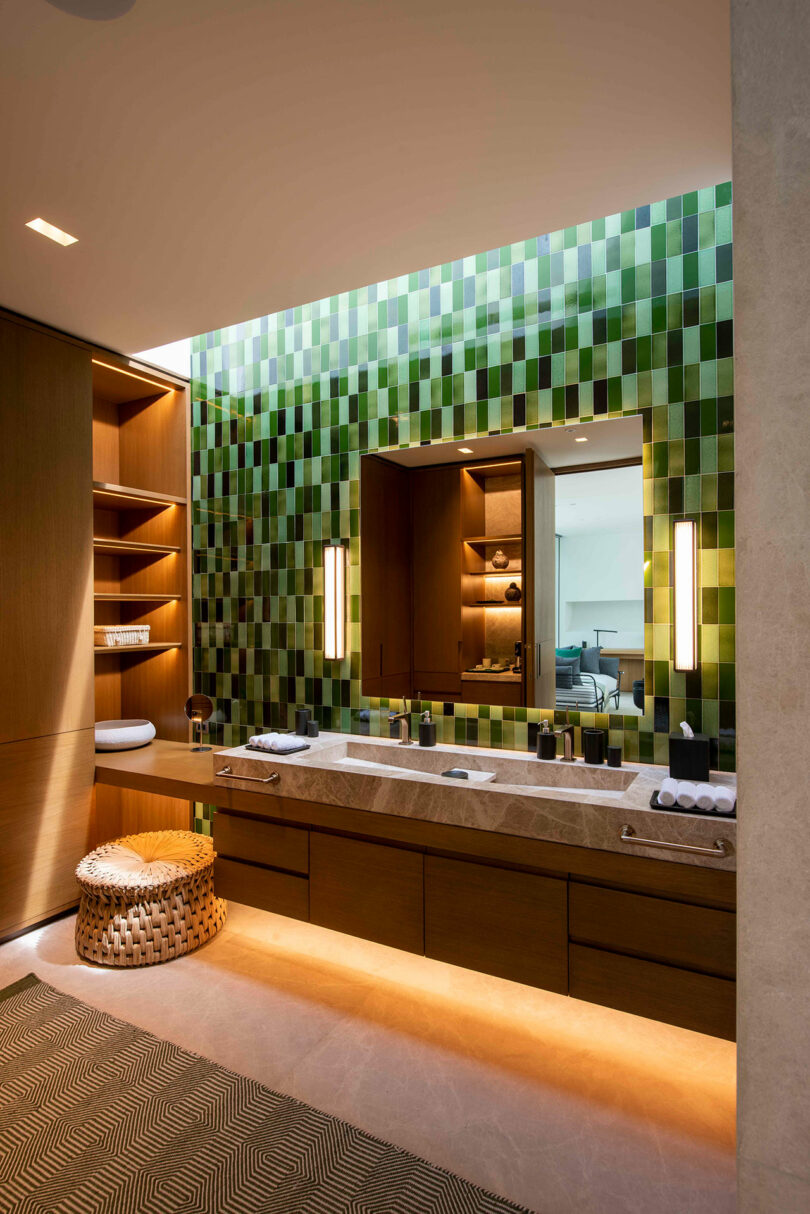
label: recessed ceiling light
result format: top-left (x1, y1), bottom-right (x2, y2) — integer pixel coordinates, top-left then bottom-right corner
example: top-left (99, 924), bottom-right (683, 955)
top-left (458, 447), bottom-right (474, 454)
top-left (574, 436), bottom-right (588, 443)
top-left (26, 217), bottom-right (78, 246)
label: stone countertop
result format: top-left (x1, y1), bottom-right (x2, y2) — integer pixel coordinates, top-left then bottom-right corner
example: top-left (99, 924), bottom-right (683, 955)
top-left (213, 732), bottom-right (738, 871)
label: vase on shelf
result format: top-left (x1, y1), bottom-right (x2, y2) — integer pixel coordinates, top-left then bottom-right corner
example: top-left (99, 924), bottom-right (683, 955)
top-left (504, 582), bottom-right (522, 602)
top-left (490, 548), bottom-right (509, 570)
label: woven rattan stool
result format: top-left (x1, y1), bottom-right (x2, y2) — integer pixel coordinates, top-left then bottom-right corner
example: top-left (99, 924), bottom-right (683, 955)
top-left (75, 830), bottom-right (226, 967)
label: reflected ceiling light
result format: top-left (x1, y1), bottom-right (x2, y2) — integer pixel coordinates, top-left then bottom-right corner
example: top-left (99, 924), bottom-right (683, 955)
top-left (574, 435), bottom-right (588, 443)
top-left (324, 543), bottom-right (347, 661)
top-left (26, 217), bottom-right (77, 246)
top-left (458, 447), bottom-right (474, 454)
top-left (673, 520), bottom-right (698, 672)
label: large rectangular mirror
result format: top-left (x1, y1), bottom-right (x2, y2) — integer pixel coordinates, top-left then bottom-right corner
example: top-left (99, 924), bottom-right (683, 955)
top-left (360, 415), bottom-right (643, 714)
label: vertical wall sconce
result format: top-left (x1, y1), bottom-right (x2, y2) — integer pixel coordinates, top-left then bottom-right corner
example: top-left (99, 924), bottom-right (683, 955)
top-left (673, 519), bottom-right (698, 672)
top-left (324, 543), bottom-right (347, 661)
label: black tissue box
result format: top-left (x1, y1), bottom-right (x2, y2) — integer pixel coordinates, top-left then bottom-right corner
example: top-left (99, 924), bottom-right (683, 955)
top-left (669, 732), bottom-right (710, 782)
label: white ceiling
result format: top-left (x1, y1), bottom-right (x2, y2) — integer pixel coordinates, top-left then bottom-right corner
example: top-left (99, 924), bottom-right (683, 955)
top-left (0, 0), bottom-right (730, 354)
top-left (555, 465), bottom-right (643, 536)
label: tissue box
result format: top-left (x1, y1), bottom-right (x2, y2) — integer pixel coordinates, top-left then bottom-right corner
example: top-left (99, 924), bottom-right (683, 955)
top-left (668, 732), bottom-right (710, 782)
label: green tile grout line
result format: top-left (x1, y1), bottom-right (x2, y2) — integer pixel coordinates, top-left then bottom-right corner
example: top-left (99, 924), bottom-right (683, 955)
top-left (190, 183), bottom-right (734, 832)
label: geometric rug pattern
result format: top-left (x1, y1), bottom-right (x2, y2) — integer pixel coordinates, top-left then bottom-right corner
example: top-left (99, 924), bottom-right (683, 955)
top-left (0, 974), bottom-right (531, 1214)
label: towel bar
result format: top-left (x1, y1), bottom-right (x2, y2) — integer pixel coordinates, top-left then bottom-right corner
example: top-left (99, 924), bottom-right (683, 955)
top-left (620, 825), bottom-right (728, 857)
top-left (215, 765), bottom-right (280, 785)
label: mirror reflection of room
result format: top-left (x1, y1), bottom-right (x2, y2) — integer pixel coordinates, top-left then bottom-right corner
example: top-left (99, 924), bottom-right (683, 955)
top-left (554, 464), bottom-right (644, 716)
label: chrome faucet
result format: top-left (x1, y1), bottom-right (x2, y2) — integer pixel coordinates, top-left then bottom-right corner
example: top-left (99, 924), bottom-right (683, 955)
top-left (555, 708), bottom-right (577, 762)
top-left (390, 698), bottom-right (414, 746)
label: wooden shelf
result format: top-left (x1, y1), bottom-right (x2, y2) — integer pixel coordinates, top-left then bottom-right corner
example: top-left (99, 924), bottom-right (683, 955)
top-left (94, 642), bottom-right (183, 655)
top-left (93, 537), bottom-right (181, 556)
top-left (94, 593), bottom-right (182, 603)
top-left (469, 602), bottom-right (523, 609)
top-left (93, 481), bottom-right (186, 510)
top-left (462, 534), bottom-right (522, 545)
top-left (466, 568), bottom-right (523, 576)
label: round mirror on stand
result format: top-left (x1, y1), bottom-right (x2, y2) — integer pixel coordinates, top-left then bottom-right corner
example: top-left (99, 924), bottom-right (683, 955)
top-left (184, 694), bottom-right (214, 752)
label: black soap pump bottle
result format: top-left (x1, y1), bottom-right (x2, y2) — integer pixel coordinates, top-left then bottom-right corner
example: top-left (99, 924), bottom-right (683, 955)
top-left (419, 710), bottom-right (437, 747)
top-left (538, 719), bottom-right (557, 760)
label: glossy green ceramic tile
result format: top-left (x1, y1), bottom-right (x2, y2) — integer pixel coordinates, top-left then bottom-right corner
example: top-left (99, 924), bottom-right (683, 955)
top-left (190, 182), bottom-right (735, 831)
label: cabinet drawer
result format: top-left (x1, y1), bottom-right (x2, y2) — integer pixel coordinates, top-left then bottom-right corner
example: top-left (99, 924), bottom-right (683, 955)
top-left (213, 812), bottom-right (308, 874)
top-left (569, 944), bottom-right (736, 1040)
top-left (310, 833), bottom-right (424, 954)
top-left (570, 882), bottom-right (735, 978)
top-left (425, 855), bottom-right (567, 993)
top-left (214, 858), bottom-right (309, 921)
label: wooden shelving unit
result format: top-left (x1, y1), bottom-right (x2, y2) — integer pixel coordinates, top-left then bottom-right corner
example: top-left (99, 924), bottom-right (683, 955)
top-left (92, 352), bottom-right (191, 840)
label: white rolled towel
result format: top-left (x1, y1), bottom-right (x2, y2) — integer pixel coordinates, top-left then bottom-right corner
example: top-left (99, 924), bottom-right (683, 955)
top-left (249, 732), bottom-right (307, 754)
top-left (658, 777), bottom-right (678, 807)
top-left (676, 781), bottom-right (697, 809)
top-left (695, 783), bottom-right (716, 811)
top-left (714, 785), bottom-right (736, 814)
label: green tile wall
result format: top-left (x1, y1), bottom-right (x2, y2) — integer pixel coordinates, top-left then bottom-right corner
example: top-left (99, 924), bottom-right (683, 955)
top-left (191, 182), bottom-right (734, 832)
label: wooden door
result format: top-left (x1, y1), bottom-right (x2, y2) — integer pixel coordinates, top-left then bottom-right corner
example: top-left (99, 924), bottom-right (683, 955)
top-left (410, 465), bottom-right (462, 698)
top-left (360, 455), bottom-right (412, 697)
top-left (523, 448), bottom-right (555, 708)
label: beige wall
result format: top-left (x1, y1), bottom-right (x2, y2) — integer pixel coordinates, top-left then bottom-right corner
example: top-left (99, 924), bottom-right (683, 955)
top-left (732, 1), bottom-right (810, 1210)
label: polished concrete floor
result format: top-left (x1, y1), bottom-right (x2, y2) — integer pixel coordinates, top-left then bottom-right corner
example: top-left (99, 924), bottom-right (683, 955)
top-left (0, 902), bottom-right (736, 1213)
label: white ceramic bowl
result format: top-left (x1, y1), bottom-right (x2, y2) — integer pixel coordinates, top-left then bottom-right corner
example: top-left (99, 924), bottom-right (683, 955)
top-left (94, 719), bottom-right (156, 751)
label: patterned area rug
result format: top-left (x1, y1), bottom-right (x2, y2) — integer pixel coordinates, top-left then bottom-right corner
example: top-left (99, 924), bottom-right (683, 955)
top-left (0, 974), bottom-right (532, 1214)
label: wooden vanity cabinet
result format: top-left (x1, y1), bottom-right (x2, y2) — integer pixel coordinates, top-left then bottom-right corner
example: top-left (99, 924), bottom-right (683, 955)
top-left (207, 794), bottom-right (736, 1039)
top-left (424, 855), bottom-right (568, 993)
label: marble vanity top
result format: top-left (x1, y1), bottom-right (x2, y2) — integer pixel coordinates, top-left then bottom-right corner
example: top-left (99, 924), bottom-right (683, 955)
top-left (213, 731), bottom-right (737, 871)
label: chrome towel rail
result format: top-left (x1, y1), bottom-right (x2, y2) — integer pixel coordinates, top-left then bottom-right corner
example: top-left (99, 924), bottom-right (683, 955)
top-left (216, 765), bottom-right (280, 785)
top-left (620, 825), bottom-right (728, 858)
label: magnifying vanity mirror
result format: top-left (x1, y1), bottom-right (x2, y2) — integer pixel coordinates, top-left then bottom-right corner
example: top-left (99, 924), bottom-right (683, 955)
top-left (360, 414), bottom-right (644, 715)
top-left (184, 693), bottom-right (214, 751)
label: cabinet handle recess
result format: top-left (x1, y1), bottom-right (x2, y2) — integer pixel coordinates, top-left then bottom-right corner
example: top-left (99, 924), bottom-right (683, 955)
top-left (216, 765), bottom-right (280, 785)
top-left (620, 825), bottom-right (728, 857)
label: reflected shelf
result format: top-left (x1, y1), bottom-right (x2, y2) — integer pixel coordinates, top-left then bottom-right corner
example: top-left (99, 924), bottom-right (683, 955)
top-left (94, 641), bottom-right (183, 655)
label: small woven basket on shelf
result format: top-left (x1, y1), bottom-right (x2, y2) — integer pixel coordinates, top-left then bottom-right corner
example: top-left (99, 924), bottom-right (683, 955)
top-left (75, 830), bottom-right (226, 967)
top-left (94, 624), bottom-right (151, 647)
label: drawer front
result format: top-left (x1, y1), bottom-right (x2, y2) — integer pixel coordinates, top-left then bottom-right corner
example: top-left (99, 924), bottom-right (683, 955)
top-left (569, 944), bottom-right (736, 1040)
top-left (213, 812), bottom-right (308, 875)
top-left (214, 858), bottom-right (309, 922)
top-left (425, 855), bottom-right (568, 994)
top-left (570, 882), bottom-right (735, 978)
top-left (309, 832), bottom-right (424, 954)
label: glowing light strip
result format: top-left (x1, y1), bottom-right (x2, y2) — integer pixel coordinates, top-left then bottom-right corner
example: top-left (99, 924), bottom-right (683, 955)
top-left (673, 519), bottom-right (698, 672)
top-left (92, 358), bottom-right (173, 393)
top-left (324, 543), bottom-right (346, 661)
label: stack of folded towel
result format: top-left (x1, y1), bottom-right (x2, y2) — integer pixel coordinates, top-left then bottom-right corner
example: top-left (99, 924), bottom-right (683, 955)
top-left (248, 733), bottom-right (309, 754)
top-left (657, 777), bottom-right (735, 814)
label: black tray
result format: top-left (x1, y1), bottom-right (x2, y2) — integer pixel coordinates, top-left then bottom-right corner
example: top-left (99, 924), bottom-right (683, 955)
top-left (649, 790), bottom-right (736, 819)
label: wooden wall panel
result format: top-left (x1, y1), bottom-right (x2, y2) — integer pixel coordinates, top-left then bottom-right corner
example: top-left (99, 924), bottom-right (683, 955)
top-left (0, 730), bottom-right (94, 940)
top-left (0, 316), bottom-right (94, 744)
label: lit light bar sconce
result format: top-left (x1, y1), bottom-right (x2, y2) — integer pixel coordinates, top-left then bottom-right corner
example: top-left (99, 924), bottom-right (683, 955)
top-left (324, 543), bottom-right (347, 660)
top-left (673, 520), bottom-right (698, 672)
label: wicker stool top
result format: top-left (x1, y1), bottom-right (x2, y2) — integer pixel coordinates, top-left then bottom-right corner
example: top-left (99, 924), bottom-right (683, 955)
top-left (76, 831), bottom-right (214, 900)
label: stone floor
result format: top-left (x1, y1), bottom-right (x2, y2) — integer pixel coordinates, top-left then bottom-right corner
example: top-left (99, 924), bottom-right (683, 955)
top-left (0, 902), bottom-right (736, 1213)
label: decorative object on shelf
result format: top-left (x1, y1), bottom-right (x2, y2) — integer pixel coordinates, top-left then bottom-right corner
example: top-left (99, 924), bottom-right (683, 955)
top-left (74, 831), bottom-right (226, 968)
top-left (94, 624), bottom-right (150, 647)
top-left (184, 694), bottom-right (213, 752)
top-left (94, 719), bottom-right (155, 752)
top-left (504, 582), bottom-right (521, 603)
top-left (490, 548), bottom-right (509, 569)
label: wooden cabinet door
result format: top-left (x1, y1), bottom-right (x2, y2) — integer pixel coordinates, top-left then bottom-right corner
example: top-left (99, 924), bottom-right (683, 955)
top-left (309, 832), bottom-right (424, 953)
top-left (0, 316), bottom-right (93, 744)
top-left (425, 855), bottom-right (568, 993)
top-left (0, 730), bottom-right (95, 939)
top-left (523, 447), bottom-right (555, 709)
top-left (411, 465), bottom-right (462, 695)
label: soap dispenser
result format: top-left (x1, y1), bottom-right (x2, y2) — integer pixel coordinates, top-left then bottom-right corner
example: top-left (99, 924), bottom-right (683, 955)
top-left (537, 719), bottom-right (557, 760)
top-left (419, 710), bottom-right (437, 747)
